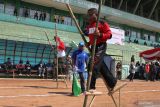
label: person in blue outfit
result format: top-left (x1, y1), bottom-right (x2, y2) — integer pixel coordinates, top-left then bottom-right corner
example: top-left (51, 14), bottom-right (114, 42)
top-left (72, 42), bottom-right (89, 93)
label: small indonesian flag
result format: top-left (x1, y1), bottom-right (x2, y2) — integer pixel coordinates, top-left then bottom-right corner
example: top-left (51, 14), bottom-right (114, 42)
top-left (55, 36), bottom-right (66, 58)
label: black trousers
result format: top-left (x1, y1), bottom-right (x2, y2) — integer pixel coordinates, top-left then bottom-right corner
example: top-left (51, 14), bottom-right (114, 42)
top-left (18, 68), bottom-right (23, 74)
top-left (78, 72), bottom-right (85, 92)
top-left (151, 72), bottom-right (157, 81)
top-left (89, 43), bottom-right (117, 90)
top-left (26, 69), bottom-right (31, 75)
top-left (129, 73), bottom-right (135, 81)
top-left (71, 72), bottom-right (85, 94)
top-left (146, 72), bottom-right (149, 81)
top-left (117, 71), bottom-right (122, 80)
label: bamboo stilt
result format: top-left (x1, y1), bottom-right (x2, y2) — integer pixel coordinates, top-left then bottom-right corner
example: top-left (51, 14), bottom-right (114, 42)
top-left (83, 1), bottom-right (102, 107)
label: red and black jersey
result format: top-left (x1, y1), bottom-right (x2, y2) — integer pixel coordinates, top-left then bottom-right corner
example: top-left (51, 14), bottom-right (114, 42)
top-left (85, 21), bottom-right (112, 45)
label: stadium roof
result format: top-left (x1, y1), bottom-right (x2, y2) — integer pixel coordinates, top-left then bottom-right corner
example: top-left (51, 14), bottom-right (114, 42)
top-left (22, 0), bottom-right (160, 33)
top-left (88, 0), bottom-right (160, 22)
top-left (22, 0), bottom-right (160, 22)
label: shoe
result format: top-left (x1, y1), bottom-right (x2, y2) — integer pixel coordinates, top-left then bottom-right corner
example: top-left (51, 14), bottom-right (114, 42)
top-left (82, 91), bottom-right (86, 95)
top-left (19, 73), bottom-right (22, 76)
top-left (89, 89), bottom-right (96, 93)
top-left (109, 86), bottom-right (115, 92)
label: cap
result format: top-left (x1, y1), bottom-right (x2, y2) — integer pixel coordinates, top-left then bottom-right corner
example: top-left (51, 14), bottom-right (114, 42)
top-left (78, 42), bottom-right (84, 47)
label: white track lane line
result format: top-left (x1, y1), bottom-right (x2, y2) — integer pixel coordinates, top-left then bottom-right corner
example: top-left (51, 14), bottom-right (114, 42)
top-left (122, 90), bottom-right (160, 93)
top-left (0, 89), bottom-right (159, 99)
top-left (0, 78), bottom-right (53, 81)
top-left (0, 87), bottom-right (30, 89)
top-left (0, 93), bottom-right (71, 98)
top-left (0, 86), bottom-right (70, 89)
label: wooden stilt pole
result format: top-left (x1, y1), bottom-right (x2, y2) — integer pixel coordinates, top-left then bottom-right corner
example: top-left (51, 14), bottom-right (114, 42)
top-left (83, 1), bottom-right (102, 107)
top-left (101, 76), bottom-right (118, 107)
top-left (119, 89), bottom-right (120, 107)
top-left (66, 4), bottom-right (91, 53)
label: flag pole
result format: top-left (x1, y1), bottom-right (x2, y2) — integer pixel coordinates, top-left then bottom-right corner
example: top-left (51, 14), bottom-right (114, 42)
top-left (44, 31), bottom-right (55, 50)
top-left (55, 24), bottom-right (59, 88)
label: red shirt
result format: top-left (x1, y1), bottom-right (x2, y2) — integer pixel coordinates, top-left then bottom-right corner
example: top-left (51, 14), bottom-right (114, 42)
top-left (16, 64), bottom-right (25, 69)
top-left (145, 64), bottom-right (150, 73)
top-left (86, 21), bottom-right (112, 45)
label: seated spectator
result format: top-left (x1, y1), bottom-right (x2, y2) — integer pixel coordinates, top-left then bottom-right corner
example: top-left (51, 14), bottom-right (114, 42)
top-left (16, 60), bottom-right (25, 76)
top-left (125, 30), bottom-right (129, 36)
top-left (128, 37), bottom-right (131, 43)
top-left (144, 41), bottom-right (147, 46)
top-left (54, 15), bottom-right (58, 23)
top-left (4, 58), bottom-right (13, 73)
top-left (61, 16), bottom-right (65, 24)
top-left (38, 61), bottom-right (46, 78)
top-left (24, 9), bottom-right (29, 17)
top-left (39, 12), bottom-right (43, 20)
top-left (43, 12), bottom-right (46, 21)
top-left (156, 44), bottom-right (159, 48)
top-left (57, 16), bottom-right (61, 23)
top-left (25, 60), bottom-right (32, 76)
top-left (14, 8), bottom-right (18, 16)
top-left (143, 37), bottom-right (146, 40)
top-left (34, 11), bottom-right (38, 20)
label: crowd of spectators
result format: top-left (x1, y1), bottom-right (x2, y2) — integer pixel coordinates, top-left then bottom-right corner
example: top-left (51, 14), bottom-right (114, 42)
top-left (128, 55), bottom-right (160, 81)
top-left (0, 56), bottom-right (73, 79)
top-left (12, 8), bottom-right (73, 25)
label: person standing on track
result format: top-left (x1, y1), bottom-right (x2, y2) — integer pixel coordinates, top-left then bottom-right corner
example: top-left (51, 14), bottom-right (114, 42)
top-left (72, 42), bottom-right (89, 94)
top-left (145, 62), bottom-right (150, 81)
top-left (129, 61), bottom-right (136, 82)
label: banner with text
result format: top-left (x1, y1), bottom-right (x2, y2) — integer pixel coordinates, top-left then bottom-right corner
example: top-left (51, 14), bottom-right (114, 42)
top-left (107, 28), bottom-right (125, 45)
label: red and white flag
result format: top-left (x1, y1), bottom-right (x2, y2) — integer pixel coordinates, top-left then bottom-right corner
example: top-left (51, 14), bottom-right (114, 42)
top-left (55, 36), bottom-right (66, 57)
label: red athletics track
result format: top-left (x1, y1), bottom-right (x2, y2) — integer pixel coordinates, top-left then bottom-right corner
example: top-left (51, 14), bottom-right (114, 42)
top-left (0, 79), bottom-right (159, 107)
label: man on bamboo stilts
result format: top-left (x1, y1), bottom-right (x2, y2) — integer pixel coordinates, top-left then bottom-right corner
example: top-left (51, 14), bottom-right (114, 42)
top-left (85, 8), bottom-right (117, 91)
